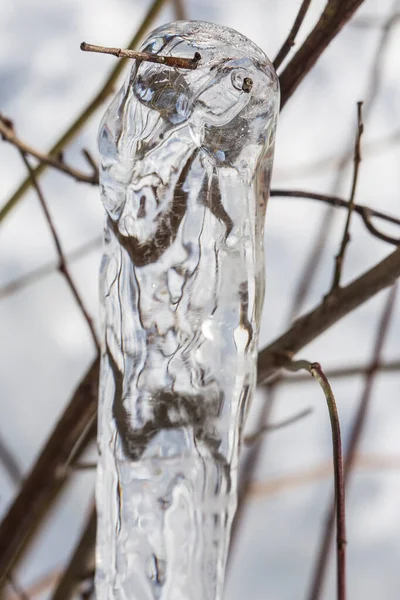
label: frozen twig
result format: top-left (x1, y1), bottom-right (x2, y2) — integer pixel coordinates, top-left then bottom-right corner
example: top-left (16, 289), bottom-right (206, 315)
top-left (19, 151), bottom-right (100, 353)
top-left (273, 0), bottom-right (313, 70)
top-left (277, 358), bottom-right (400, 384)
top-left (330, 103), bottom-right (364, 292)
top-left (80, 41), bottom-right (201, 70)
top-left (0, 0), bottom-right (169, 223)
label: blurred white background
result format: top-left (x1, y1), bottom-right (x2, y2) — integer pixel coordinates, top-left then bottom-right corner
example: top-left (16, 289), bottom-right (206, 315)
top-left (1, 0), bottom-right (400, 598)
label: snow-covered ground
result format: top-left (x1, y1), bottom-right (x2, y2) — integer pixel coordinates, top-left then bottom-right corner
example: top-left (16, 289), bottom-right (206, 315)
top-left (1, 0), bottom-right (400, 598)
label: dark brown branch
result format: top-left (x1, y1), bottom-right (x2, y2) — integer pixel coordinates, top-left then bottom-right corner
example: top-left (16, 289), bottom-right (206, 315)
top-left (307, 284), bottom-right (397, 600)
top-left (270, 189), bottom-right (400, 245)
top-left (80, 42), bottom-right (200, 70)
top-left (279, 0), bottom-right (366, 108)
top-left (0, 116), bottom-right (98, 185)
top-left (19, 152), bottom-right (100, 352)
top-left (51, 505), bottom-right (96, 600)
top-left (0, 359), bottom-right (99, 584)
top-left (257, 245), bottom-right (400, 383)
top-left (273, 0), bottom-right (313, 70)
top-left (330, 102), bottom-right (364, 292)
top-left (284, 359), bottom-right (346, 600)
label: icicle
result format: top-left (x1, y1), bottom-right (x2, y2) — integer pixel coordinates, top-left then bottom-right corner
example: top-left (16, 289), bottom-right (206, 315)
top-left (96, 20), bottom-right (279, 600)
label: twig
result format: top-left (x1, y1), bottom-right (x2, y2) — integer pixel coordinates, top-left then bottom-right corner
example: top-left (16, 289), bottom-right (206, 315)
top-left (51, 505), bottom-right (96, 600)
top-left (0, 116), bottom-right (98, 185)
top-left (80, 42), bottom-right (200, 70)
top-left (306, 284), bottom-right (397, 600)
top-left (330, 102), bottom-right (364, 292)
top-left (279, 0), bottom-right (367, 108)
top-left (283, 359), bottom-right (346, 600)
top-left (0, 0), bottom-right (169, 223)
top-left (19, 151), bottom-right (100, 353)
top-left (273, 0), bottom-right (313, 70)
top-left (0, 236), bottom-right (102, 300)
top-left (270, 189), bottom-right (400, 246)
top-left (244, 407), bottom-right (312, 445)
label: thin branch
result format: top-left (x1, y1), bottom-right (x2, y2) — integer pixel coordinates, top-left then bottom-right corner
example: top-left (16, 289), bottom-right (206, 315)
top-left (270, 189), bottom-right (400, 246)
top-left (80, 42), bottom-right (200, 70)
top-left (330, 102), bottom-right (364, 292)
top-left (0, 433), bottom-right (22, 487)
top-left (19, 152), bottom-right (100, 353)
top-left (0, 116), bottom-right (98, 185)
top-left (273, 0), bottom-right (313, 70)
top-left (306, 284), bottom-right (397, 600)
top-left (244, 407), bottom-right (312, 445)
top-left (0, 0), bottom-right (169, 223)
top-left (51, 505), bottom-right (96, 600)
top-left (279, 0), bottom-right (367, 108)
top-left (0, 236), bottom-right (102, 301)
top-left (283, 359), bottom-right (345, 600)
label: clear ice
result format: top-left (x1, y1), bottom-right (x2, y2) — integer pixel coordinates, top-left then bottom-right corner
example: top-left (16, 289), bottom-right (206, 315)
top-left (96, 20), bottom-right (279, 600)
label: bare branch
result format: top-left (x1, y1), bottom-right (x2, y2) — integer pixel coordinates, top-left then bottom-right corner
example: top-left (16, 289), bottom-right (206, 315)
top-left (0, 236), bottom-right (101, 301)
top-left (284, 359), bottom-right (346, 600)
top-left (306, 284), bottom-right (397, 600)
top-left (273, 0), bottom-right (313, 70)
top-left (0, 115), bottom-right (98, 185)
top-left (19, 152), bottom-right (100, 352)
top-left (278, 358), bottom-right (400, 384)
top-left (80, 42), bottom-right (200, 70)
top-left (330, 102), bottom-right (364, 292)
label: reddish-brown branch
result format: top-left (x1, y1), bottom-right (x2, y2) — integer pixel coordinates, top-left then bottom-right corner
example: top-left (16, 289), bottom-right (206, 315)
top-left (80, 42), bottom-right (200, 70)
top-left (306, 284), bottom-right (398, 600)
top-left (330, 102), bottom-right (364, 292)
